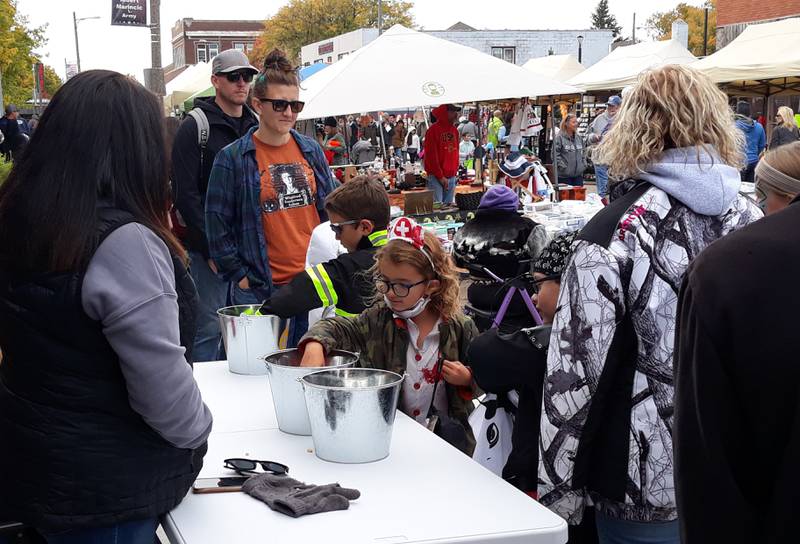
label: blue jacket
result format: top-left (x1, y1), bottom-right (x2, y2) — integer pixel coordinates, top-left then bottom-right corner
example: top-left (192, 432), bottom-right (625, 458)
top-left (205, 127), bottom-right (338, 300)
top-left (735, 116), bottom-right (766, 165)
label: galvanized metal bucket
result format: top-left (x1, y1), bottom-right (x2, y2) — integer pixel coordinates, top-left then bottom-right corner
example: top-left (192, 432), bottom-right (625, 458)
top-left (262, 349), bottom-right (358, 436)
top-left (301, 368), bottom-right (404, 463)
top-left (217, 305), bottom-right (287, 375)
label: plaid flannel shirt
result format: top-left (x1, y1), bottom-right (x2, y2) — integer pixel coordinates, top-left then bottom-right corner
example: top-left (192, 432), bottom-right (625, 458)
top-left (205, 127), bottom-right (337, 301)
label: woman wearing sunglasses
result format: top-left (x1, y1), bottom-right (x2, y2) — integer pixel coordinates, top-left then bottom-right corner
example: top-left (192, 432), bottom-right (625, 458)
top-left (205, 48), bottom-right (337, 347)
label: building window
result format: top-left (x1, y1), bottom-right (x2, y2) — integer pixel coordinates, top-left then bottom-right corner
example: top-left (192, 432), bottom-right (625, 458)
top-left (327, 56), bottom-right (332, 63)
top-left (338, 52), bottom-right (349, 60)
top-left (234, 42), bottom-right (246, 52)
top-left (491, 46), bottom-right (516, 64)
top-left (197, 42), bottom-right (220, 63)
top-left (196, 44), bottom-right (208, 63)
top-left (173, 45), bottom-right (185, 67)
top-left (207, 42), bottom-right (219, 59)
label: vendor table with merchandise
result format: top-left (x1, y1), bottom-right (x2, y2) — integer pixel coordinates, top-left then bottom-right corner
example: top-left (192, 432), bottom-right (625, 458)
top-left (163, 362), bottom-right (567, 544)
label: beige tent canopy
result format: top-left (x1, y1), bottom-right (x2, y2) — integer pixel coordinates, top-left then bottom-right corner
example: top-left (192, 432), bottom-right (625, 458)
top-left (693, 17), bottom-right (800, 97)
top-left (567, 39), bottom-right (697, 92)
top-left (522, 54), bottom-right (586, 83)
top-left (164, 62), bottom-right (213, 111)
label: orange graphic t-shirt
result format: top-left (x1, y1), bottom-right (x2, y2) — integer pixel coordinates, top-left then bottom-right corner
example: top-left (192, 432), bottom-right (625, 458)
top-left (253, 134), bottom-right (320, 284)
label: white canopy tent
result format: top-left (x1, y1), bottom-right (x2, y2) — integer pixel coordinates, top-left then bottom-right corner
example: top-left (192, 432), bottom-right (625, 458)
top-left (523, 54), bottom-right (585, 83)
top-left (692, 17), bottom-right (800, 97)
top-left (297, 25), bottom-right (580, 120)
top-left (567, 39), bottom-right (697, 92)
top-left (164, 62), bottom-right (213, 110)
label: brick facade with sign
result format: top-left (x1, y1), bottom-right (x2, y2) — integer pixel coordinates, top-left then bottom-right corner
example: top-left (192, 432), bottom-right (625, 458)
top-left (164, 18), bottom-right (264, 83)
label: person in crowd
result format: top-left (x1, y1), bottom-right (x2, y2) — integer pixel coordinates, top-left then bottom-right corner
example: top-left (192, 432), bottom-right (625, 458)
top-left (538, 64), bottom-right (762, 544)
top-left (352, 134), bottom-right (376, 165)
top-left (0, 70), bottom-right (212, 544)
top-left (735, 100), bottom-right (766, 182)
top-left (459, 132), bottom-right (475, 167)
top-left (553, 113), bottom-right (586, 186)
top-left (171, 48), bottom-right (259, 361)
top-left (299, 216), bottom-right (478, 454)
top-left (488, 109), bottom-right (503, 149)
top-left (391, 118), bottom-right (407, 162)
top-left (424, 104), bottom-right (460, 205)
top-left (769, 106), bottom-right (799, 149)
top-left (588, 95), bottom-right (621, 198)
top-left (359, 113), bottom-right (379, 146)
top-left (381, 113), bottom-right (396, 158)
top-left (469, 231), bottom-right (577, 492)
top-left (406, 126), bottom-right (421, 163)
top-left (258, 175), bottom-right (388, 319)
top-left (0, 104), bottom-right (29, 161)
top-left (497, 112), bottom-right (514, 149)
top-left (205, 49), bottom-right (336, 347)
top-left (347, 114), bottom-right (359, 151)
top-left (673, 154), bottom-right (800, 544)
top-left (322, 116), bottom-right (346, 166)
top-left (453, 184), bottom-right (544, 333)
top-left (458, 114), bottom-right (478, 147)
top-left (754, 140), bottom-right (800, 215)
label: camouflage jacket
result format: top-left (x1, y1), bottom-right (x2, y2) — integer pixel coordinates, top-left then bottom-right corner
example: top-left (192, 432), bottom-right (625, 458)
top-left (300, 302), bottom-right (479, 455)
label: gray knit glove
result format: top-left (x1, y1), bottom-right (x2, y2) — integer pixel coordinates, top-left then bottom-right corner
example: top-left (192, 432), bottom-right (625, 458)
top-left (242, 473), bottom-right (361, 517)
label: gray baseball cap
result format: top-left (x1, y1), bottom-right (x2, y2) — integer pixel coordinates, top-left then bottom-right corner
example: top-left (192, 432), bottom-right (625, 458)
top-left (212, 49), bottom-right (258, 75)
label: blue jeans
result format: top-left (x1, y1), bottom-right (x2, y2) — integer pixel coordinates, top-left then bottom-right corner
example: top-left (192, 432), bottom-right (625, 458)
top-left (595, 511), bottom-right (680, 544)
top-left (427, 176), bottom-right (457, 204)
top-left (189, 250), bottom-right (229, 362)
top-left (41, 517), bottom-right (158, 544)
top-left (595, 164), bottom-right (609, 197)
top-left (394, 147), bottom-right (405, 162)
top-left (230, 283), bottom-right (308, 348)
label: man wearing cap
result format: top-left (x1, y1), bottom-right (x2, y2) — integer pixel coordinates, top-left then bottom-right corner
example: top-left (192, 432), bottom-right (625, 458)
top-left (424, 104), bottom-right (461, 204)
top-left (0, 104), bottom-right (30, 161)
top-left (171, 48), bottom-right (260, 361)
top-left (322, 117), bottom-right (346, 166)
top-left (588, 95), bottom-right (621, 199)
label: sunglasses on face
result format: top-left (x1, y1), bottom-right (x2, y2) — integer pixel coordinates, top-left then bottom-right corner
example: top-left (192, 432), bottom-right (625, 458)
top-left (219, 71), bottom-right (254, 83)
top-left (375, 278), bottom-right (427, 298)
top-left (223, 458), bottom-right (288, 475)
top-left (531, 274), bottom-right (560, 293)
top-left (256, 97), bottom-right (305, 113)
top-left (329, 219), bottom-right (359, 235)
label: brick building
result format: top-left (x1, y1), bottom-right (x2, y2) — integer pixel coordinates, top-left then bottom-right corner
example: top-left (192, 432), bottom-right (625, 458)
top-left (716, 0), bottom-right (800, 48)
top-left (164, 18), bottom-right (264, 84)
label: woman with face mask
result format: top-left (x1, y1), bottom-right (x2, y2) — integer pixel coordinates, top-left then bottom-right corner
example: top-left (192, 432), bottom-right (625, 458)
top-left (298, 216), bottom-right (479, 455)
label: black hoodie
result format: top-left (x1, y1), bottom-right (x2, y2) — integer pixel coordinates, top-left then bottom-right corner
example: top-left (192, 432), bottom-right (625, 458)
top-left (171, 96), bottom-right (258, 258)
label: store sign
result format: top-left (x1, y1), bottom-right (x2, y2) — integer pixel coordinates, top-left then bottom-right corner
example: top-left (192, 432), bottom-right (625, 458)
top-left (318, 42), bottom-right (334, 55)
top-left (111, 0), bottom-right (147, 27)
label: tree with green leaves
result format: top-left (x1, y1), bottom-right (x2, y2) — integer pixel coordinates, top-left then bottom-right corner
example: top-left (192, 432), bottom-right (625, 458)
top-left (591, 0), bottom-right (622, 37)
top-left (0, 0), bottom-right (51, 106)
top-left (647, 0), bottom-right (716, 56)
top-left (251, 0), bottom-right (415, 63)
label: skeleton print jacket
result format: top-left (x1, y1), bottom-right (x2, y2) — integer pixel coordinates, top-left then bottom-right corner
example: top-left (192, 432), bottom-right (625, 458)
top-left (538, 147), bottom-right (763, 524)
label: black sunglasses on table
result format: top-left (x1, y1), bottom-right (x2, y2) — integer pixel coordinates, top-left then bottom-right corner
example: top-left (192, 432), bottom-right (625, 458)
top-left (256, 97), bottom-right (305, 113)
top-left (217, 71), bottom-right (254, 83)
top-left (224, 458), bottom-right (288, 475)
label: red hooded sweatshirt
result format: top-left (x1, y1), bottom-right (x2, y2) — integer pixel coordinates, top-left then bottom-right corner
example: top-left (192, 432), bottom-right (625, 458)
top-left (423, 104), bottom-right (459, 179)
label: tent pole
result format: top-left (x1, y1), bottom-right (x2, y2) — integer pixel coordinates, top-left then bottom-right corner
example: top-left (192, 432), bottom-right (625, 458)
top-left (550, 98), bottom-right (560, 203)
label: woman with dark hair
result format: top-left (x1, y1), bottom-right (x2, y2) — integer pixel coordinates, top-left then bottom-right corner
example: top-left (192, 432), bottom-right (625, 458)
top-left (205, 49), bottom-right (337, 347)
top-left (0, 70), bottom-right (212, 543)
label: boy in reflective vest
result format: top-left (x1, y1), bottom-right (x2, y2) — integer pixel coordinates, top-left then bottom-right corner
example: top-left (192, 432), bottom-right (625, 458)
top-left (259, 176), bottom-right (389, 318)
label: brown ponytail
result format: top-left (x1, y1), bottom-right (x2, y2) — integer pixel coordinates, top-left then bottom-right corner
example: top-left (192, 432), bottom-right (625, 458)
top-left (253, 48), bottom-right (300, 98)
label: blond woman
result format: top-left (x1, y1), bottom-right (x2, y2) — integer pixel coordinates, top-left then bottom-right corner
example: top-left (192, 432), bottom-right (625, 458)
top-left (769, 105), bottom-right (799, 149)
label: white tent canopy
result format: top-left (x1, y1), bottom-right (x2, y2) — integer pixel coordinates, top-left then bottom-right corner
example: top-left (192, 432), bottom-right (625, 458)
top-left (693, 17), bottom-right (800, 96)
top-left (298, 25), bottom-right (580, 120)
top-left (567, 39), bottom-right (697, 92)
top-left (164, 62), bottom-right (213, 109)
top-left (523, 54), bottom-right (585, 83)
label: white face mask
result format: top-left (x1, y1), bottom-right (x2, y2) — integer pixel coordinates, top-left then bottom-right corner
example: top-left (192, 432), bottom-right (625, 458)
top-left (385, 294), bottom-right (430, 319)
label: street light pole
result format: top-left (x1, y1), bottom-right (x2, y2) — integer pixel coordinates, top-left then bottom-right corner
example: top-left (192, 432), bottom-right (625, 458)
top-left (577, 35), bottom-right (584, 64)
top-left (73, 11), bottom-right (81, 73)
top-left (378, 0), bottom-right (383, 35)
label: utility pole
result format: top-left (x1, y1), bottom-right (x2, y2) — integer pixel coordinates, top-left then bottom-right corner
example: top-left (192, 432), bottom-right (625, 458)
top-left (0, 69), bottom-right (4, 110)
top-left (378, 0), bottom-right (383, 35)
top-left (703, 7), bottom-right (709, 56)
top-left (632, 12), bottom-right (636, 43)
top-left (73, 12), bottom-right (81, 73)
top-left (146, 0), bottom-right (165, 96)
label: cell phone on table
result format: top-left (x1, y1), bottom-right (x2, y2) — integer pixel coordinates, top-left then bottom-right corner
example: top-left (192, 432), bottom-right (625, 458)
top-left (192, 476), bottom-right (249, 494)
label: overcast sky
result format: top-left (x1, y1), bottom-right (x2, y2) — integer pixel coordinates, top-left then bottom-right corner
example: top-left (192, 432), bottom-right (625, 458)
top-left (18, 0), bottom-right (702, 81)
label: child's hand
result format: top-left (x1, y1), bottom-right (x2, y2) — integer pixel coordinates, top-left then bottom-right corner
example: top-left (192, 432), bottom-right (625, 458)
top-left (300, 342), bottom-right (326, 367)
top-left (442, 360), bottom-right (472, 387)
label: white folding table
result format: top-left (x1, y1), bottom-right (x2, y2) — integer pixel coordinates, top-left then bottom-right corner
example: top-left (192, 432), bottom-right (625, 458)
top-left (163, 361), bottom-right (567, 544)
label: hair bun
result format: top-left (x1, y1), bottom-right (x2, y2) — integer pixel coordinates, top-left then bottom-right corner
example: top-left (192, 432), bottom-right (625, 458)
top-left (264, 49), bottom-right (294, 73)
